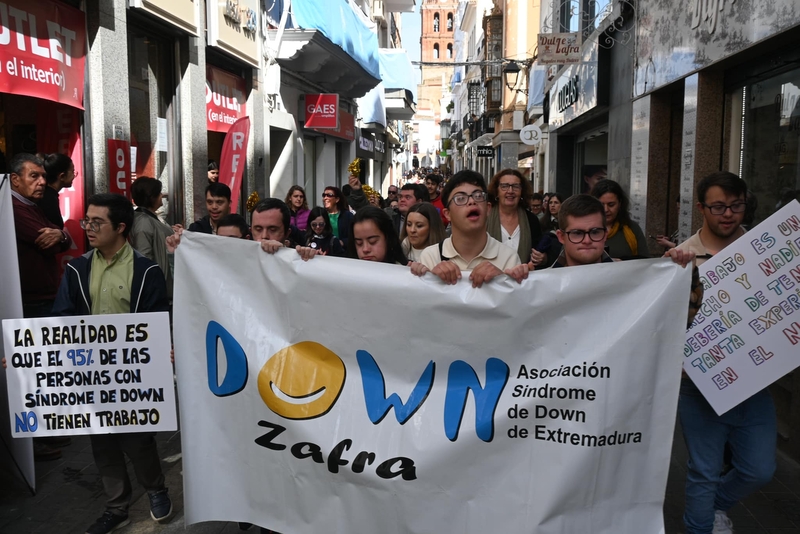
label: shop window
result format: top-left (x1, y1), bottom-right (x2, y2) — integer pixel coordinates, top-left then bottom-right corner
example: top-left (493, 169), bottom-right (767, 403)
top-left (433, 13), bottom-right (440, 32)
top-left (128, 28), bottom-right (178, 221)
top-left (731, 68), bottom-right (800, 226)
top-left (559, 0), bottom-right (579, 33)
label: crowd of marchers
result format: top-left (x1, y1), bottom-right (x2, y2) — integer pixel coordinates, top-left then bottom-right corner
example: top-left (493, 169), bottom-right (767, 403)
top-left (6, 149), bottom-right (777, 534)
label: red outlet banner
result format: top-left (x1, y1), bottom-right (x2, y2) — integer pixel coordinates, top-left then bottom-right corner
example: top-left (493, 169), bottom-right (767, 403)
top-left (206, 66), bottom-right (247, 133)
top-left (219, 116), bottom-right (251, 211)
top-left (107, 139), bottom-right (131, 199)
top-left (304, 93), bottom-right (339, 129)
top-left (0, 1), bottom-right (86, 109)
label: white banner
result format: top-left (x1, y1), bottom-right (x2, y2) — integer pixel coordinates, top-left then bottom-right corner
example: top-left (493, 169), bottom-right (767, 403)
top-left (174, 232), bottom-right (692, 534)
top-left (0, 175), bottom-right (34, 490)
top-left (684, 200), bottom-right (800, 415)
top-left (2, 312), bottom-right (177, 437)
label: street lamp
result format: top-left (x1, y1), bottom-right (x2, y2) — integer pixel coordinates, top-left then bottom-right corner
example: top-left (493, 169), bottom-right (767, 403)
top-left (503, 61), bottom-right (522, 93)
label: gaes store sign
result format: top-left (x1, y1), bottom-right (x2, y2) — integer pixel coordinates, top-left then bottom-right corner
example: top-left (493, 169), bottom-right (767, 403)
top-left (304, 94), bottom-right (339, 129)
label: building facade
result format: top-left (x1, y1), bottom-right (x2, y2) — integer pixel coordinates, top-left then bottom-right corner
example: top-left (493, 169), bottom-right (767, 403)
top-left (416, 0), bottom-right (457, 168)
top-left (0, 0), bottom-right (416, 244)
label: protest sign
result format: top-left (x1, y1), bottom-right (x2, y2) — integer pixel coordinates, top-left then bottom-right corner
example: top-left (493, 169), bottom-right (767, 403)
top-left (3, 312), bottom-right (177, 437)
top-left (174, 232), bottom-right (692, 534)
top-left (684, 200), bottom-right (800, 415)
top-left (0, 176), bottom-right (35, 490)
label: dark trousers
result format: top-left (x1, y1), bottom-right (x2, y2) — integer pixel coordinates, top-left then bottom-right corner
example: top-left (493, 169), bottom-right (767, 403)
top-left (89, 432), bottom-right (166, 516)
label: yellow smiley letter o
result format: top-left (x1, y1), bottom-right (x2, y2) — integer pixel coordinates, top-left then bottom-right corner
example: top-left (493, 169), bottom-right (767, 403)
top-left (257, 341), bottom-right (346, 420)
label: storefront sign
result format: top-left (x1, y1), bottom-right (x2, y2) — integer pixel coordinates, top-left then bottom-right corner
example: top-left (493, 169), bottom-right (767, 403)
top-left (684, 201), bottom-right (800, 415)
top-left (308, 109), bottom-right (355, 141)
top-left (520, 124), bottom-right (542, 146)
top-left (107, 139), bottom-right (131, 199)
top-left (635, 0), bottom-right (800, 97)
top-left (359, 136), bottom-right (374, 153)
top-left (548, 41), bottom-right (600, 130)
top-left (374, 135), bottom-right (386, 155)
top-left (304, 94), bottom-right (339, 129)
top-left (3, 312), bottom-right (178, 437)
top-left (557, 75), bottom-right (579, 112)
top-left (219, 116), bottom-right (251, 211)
top-left (207, 0), bottom-right (259, 67)
top-left (356, 130), bottom-right (374, 159)
top-left (477, 146), bottom-right (494, 158)
top-left (206, 66), bottom-right (247, 133)
top-left (538, 33), bottom-right (581, 65)
top-left (0, 1), bottom-right (86, 109)
top-left (129, 0), bottom-right (199, 36)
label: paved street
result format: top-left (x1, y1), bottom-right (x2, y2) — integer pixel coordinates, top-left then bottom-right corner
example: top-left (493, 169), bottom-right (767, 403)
top-left (1, 424), bottom-right (799, 534)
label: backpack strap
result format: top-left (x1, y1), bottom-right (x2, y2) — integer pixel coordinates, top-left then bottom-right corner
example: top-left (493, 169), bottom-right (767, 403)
top-left (439, 240), bottom-right (451, 261)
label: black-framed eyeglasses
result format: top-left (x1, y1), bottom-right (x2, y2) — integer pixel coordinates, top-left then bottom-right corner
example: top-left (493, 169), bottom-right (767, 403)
top-left (564, 227), bottom-right (606, 243)
top-left (388, 190), bottom-right (398, 194)
top-left (310, 222), bottom-right (326, 229)
top-left (702, 201), bottom-right (747, 215)
top-left (79, 219), bottom-right (111, 232)
top-left (448, 191), bottom-right (488, 206)
top-left (498, 183), bottom-right (522, 191)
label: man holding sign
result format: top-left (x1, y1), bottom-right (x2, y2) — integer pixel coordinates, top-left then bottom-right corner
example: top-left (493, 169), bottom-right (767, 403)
top-left (52, 194), bottom-right (174, 534)
top-left (675, 172), bottom-right (776, 534)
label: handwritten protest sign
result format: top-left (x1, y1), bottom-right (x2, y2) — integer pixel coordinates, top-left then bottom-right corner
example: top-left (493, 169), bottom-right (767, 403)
top-left (2, 312), bottom-right (177, 437)
top-left (174, 232), bottom-right (691, 534)
top-left (684, 200), bottom-right (800, 415)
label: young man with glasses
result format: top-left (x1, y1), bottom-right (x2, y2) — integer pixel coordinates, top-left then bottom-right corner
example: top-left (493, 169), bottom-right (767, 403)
top-left (412, 170), bottom-right (529, 287)
top-left (51, 194), bottom-right (174, 534)
top-left (674, 172), bottom-right (774, 534)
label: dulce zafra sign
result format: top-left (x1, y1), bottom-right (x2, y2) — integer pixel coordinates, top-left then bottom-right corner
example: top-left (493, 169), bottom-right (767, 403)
top-left (3, 313), bottom-right (178, 437)
top-left (0, 1), bottom-right (86, 108)
top-left (537, 33), bottom-right (581, 65)
top-left (684, 200), bottom-right (800, 415)
top-left (304, 93), bottom-right (339, 129)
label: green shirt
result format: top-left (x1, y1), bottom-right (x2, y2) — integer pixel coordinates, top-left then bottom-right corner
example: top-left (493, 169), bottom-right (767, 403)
top-left (90, 242), bottom-right (134, 315)
top-left (329, 212), bottom-right (340, 238)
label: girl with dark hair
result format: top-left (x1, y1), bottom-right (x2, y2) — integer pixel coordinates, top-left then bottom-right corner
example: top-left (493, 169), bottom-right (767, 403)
top-left (400, 202), bottom-right (446, 262)
top-left (590, 179), bottom-right (649, 260)
top-left (208, 160), bottom-right (219, 183)
top-left (486, 169), bottom-right (544, 267)
top-left (41, 153), bottom-right (75, 229)
top-left (305, 206), bottom-right (345, 256)
top-left (347, 206), bottom-right (408, 265)
top-left (322, 186), bottom-right (354, 247)
top-left (285, 185), bottom-right (310, 232)
top-left (535, 192), bottom-right (566, 268)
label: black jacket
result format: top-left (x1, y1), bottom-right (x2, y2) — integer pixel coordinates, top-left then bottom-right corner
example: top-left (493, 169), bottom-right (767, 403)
top-left (52, 249), bottom-right (169, 316)
top-left (188, 215), bottom-right (213, 234)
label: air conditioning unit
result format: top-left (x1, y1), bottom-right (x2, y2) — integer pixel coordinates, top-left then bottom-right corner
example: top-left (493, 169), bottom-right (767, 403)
top-left (372, 0), bottom-right (385, 21)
